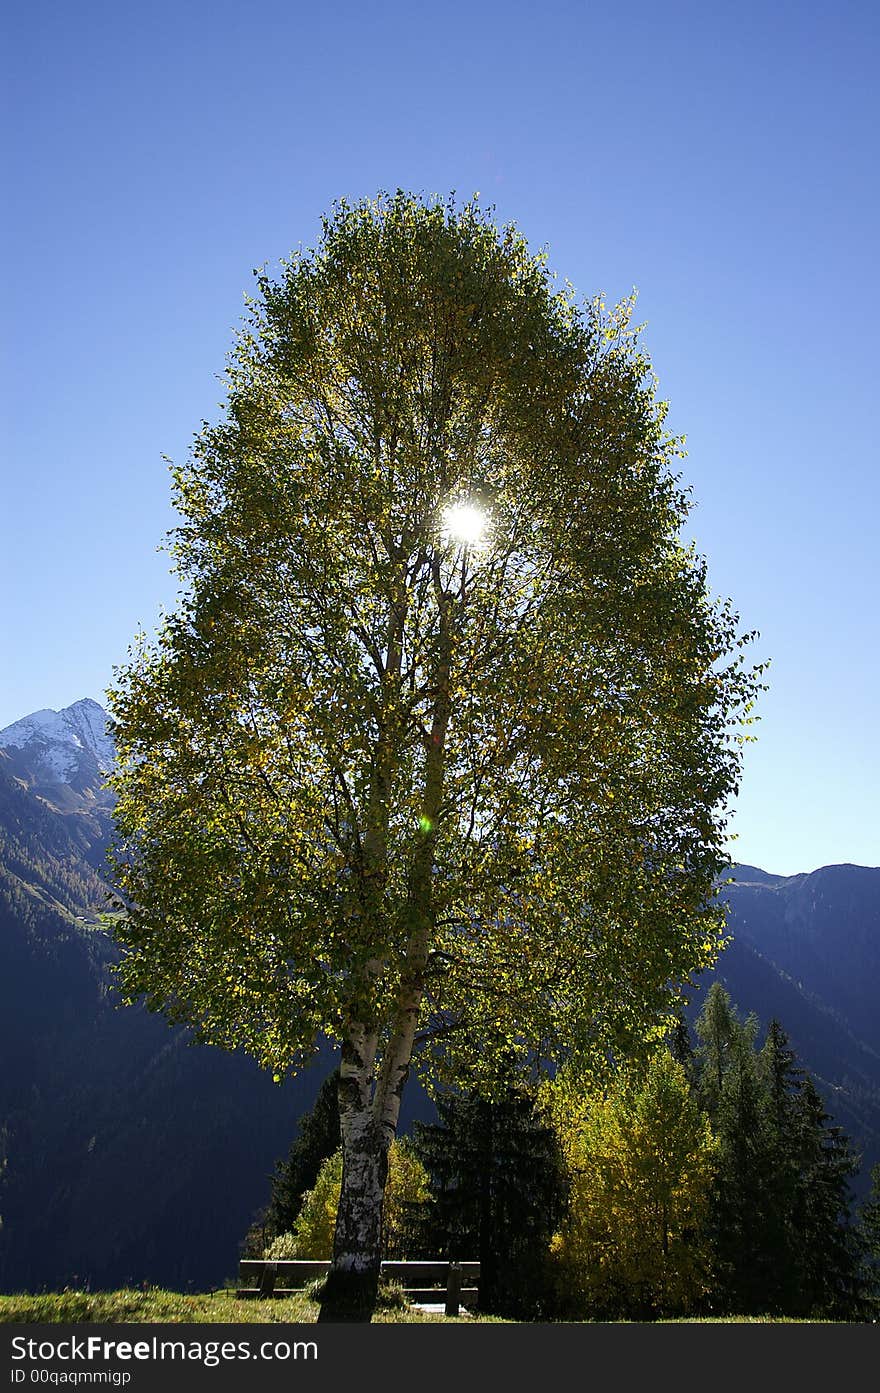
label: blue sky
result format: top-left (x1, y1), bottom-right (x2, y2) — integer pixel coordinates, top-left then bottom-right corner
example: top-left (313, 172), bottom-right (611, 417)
top-left (2, 0), bottom-right (877, 875)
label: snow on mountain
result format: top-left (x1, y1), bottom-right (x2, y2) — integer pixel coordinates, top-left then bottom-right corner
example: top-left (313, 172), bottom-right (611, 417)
top-left (60, 698), bottom-right (117, 774)
top-left (0, 698), bottom-right (116, 784)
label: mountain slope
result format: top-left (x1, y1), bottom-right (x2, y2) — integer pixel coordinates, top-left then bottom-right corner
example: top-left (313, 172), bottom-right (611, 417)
top-left (0, 698), bottom-right (115, 808)
top-left (686, 863), bottom-right (880, 1194)
top-left (724, 863), bottom-right (880, 1055)
top-left (0, 711), bottom-right (333, 1292)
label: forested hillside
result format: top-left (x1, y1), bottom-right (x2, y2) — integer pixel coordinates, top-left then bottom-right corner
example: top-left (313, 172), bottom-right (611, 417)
top-left (708, 865), bottom-right (880, 1192)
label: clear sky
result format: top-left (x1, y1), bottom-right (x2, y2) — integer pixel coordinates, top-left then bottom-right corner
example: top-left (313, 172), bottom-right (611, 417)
top-left (2, 0), bottom-right (877, 876)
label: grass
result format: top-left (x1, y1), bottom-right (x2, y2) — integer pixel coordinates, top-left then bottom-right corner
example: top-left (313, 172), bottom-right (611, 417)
top-left (0, 1288), bottom-right (842, 1324)
top-left (0, 1287), bottom-right (490, 1324)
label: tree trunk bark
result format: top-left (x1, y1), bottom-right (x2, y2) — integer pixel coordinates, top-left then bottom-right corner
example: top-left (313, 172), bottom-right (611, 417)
top-left (318, 1029), bottom-right (388, 1322)
top-left (318, 1125), bottom-right (388, 1320)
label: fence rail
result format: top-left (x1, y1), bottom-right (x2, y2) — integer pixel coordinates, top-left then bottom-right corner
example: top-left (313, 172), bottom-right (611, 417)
top-left (237, 1258), bottom-right (480, 1316)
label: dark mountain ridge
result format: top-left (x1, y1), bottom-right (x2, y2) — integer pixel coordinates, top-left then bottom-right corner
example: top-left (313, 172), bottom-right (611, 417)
top-left (724, 861), bottom-right (880, 1054)
top-left (692, 862), bottom-right (880, 1193)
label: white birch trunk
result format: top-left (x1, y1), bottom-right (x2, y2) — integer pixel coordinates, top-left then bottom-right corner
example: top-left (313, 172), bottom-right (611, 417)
top-left (320, 1024), bottom-right (387, 1319)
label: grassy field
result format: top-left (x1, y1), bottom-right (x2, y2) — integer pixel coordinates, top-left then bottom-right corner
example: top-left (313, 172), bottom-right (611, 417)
top-left (0, 1288), bottom-right (838, 1324)
top-left (0, 1287), bottom-right (491, 1324)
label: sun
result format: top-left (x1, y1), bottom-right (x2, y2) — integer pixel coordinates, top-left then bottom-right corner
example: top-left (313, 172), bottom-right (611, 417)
top-left (440, 499), bottom-right (489, 549)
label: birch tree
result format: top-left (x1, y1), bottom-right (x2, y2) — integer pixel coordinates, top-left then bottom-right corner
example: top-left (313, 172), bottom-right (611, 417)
top-left (108, 191), bottom-right (761, 1318)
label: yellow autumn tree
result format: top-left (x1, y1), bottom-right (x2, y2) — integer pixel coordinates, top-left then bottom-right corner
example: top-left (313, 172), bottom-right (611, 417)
top-left (548, 1048), bottom-right (718, 1318)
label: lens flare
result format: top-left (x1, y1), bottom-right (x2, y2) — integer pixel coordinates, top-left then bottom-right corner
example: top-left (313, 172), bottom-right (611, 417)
top-left (440, 500), bottom-right (489, 548)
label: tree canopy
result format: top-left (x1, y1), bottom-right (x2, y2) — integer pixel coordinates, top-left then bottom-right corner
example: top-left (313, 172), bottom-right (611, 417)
top-left (108, 191), bottom-right (761, 1308)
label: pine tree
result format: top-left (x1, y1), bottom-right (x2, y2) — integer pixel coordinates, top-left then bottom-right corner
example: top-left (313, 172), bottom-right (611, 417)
top-left (755, 1019), bottom-right (807, 1311)
top-left (694, 991), bottom-right (869, 1318)
top-left (667, 1003), bottom-right (697, 1087)
top-left (412, 1082), bottom-right (568, 1317)
top-left (857, 1163), bottom-right (880, 1315)
top-left (760, 1019), bottom-right (802, 1122)
top-left (786, 1076), bottom-right (866, 1318)
top-left (696, 988), bottom-right (776, 1313)
top-left (694, 981), bottom-right (740, 1113)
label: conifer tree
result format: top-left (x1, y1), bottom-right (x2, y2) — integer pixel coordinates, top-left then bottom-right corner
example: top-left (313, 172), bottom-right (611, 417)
top-left (667, 1002), bottom-right (696, 1087)
top-left (786, 1076), bottom-right (866, 1318)
top-left (694, 991), bottom-right (869, 1317)
top-left (857, 1163), bottom-right (880, 1315)
top-left (760, 1018), bottom-right (802, 1122)
top-left (696, 989), bottom-right (776, 1312)
top-left (694, 981), bottom-right (740, 1112)
top-left (755, 1018), bottom-right (806, 1311)
top-left (412, 1080), bottom-right (567, 1316)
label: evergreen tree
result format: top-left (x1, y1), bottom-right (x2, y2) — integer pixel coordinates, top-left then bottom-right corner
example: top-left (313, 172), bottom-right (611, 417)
top-left (786, 1076), bottom-right (866, 1318)
top-left (857, 1163), bottom-right (880, 1316)
top-left (711, 1027), bottom-right (775, 1312)
top-left (667, 1002), bottom-right (697, 1088)
top-left (693, 991), bottom-right (869, 1318)
top-left (695, 987), bottom-right (777, 1312)
top-left (412, 1082), bottom-right (568, 1317)
top-left (755, 1018), bottom-right (807, 1311)
top-left (694, 981), bottom-right (741, 1113)
top-left (760, 1019), bottom-right (802, 1123)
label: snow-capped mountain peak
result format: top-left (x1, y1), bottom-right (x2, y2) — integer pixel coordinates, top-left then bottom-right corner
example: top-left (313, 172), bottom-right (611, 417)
top-left (0, 698), bottom-right (116, 786)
